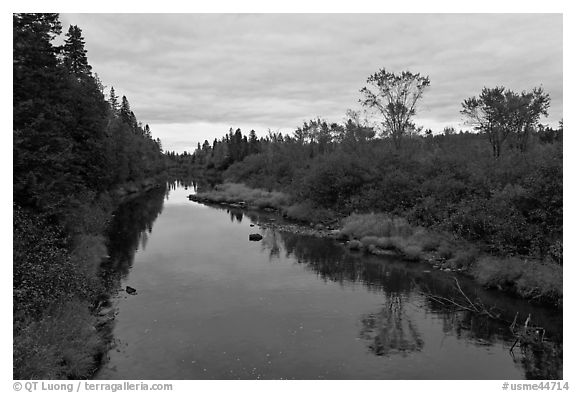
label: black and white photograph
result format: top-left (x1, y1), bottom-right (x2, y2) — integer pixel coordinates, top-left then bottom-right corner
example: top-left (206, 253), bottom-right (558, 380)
top-left (10, 6), bottom-right (566, 385)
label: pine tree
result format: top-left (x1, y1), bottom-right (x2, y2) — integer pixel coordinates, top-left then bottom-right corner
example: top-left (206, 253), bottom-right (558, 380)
top-left (109, 87), bottom-right (119, 113)
top-left (93, 73), bottom-right (105, 93)
top-left (120, 95), bottom-right (132, 124)
top-left (62, 25), bottom-right (92, 76)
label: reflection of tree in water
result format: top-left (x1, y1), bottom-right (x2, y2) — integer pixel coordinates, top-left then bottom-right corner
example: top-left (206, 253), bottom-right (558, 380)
top-left (259, 226), bottom-right (562, 377)
top-left (436, 309), bottom-right (494, 342)
top-left (228, 210), bottom-right (243, 224)
top-left (359, 296), bottom-right (424, 356)
top-left (268, 229), bottom-right (425, 356)
top-left (100, 185), bottom-right (167, 289)
top-left (166, 177), bottom-right (197, 201)
top-left (277, 230), bottom-right (416, 294)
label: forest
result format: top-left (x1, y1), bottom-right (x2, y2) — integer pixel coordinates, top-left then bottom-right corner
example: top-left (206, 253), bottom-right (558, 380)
top-left (13, 13), bottom-right (165, 378)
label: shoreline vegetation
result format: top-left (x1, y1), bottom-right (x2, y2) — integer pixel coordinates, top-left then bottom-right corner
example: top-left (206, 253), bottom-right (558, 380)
top-left (189, 182), bottom-right (562, 308)
top-left (14, 178), bottom-right (165, 379)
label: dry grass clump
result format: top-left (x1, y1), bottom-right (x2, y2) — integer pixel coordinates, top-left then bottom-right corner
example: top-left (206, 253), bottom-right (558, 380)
top-left (341, 213), bottom-right (562, 306)
top-left (473, 256), bottom-right (562, 307)
top-left (343, 213), bottom-right (426, 261)
top-left (196, 183), bottom-right (292, 209)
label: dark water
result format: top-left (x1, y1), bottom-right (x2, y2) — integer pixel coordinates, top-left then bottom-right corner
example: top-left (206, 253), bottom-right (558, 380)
top-left (96, 181), bottom-right (562, 380)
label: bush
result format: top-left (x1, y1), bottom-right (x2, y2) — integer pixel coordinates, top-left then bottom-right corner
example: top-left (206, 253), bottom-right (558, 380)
top-left (402, 244), bottom-right (424, 261)
top-left (14, 301), bottom-right (105, 379)
top-left (13, 207), bottom-right (101, 319)
top-left (446, 249), bottom-right (479, 269)
top-left (69, 234), bottom-right (108, 277)
top-left (342, 213), bottom-right (413, 239)
top-left (412, 228), bottom-right (442, 251)
top-left (282, 201), bottom-right (333, 223)
top-left (297, 153), bottom-right (374, 209)
top-left (437, 242), bottom-right (455, 259)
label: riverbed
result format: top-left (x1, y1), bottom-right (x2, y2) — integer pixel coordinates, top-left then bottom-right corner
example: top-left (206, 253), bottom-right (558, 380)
top-left (95, 181), bottom-right (562, 380)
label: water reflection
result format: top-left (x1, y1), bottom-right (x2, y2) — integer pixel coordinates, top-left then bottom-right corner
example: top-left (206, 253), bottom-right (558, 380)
top-left (166, 178), bottom-right (197, 200)
top-left (100, 185), bottom-right (166, 289)
top-left (254, 222), bottom-right (562, 379)
top-left (100, 182), bottom-right (562, 380)
top-left (359, 296), bottom-right (424, 356)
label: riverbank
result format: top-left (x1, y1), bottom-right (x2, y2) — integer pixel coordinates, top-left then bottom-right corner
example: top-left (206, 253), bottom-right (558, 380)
top-left (190, 183), bottom-right (562, 308)
top-left (14, 176), bottom-right (166, 379)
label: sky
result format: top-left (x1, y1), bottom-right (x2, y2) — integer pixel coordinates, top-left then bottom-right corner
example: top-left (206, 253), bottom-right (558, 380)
top-left (59, 13), bottom-right (563, 153)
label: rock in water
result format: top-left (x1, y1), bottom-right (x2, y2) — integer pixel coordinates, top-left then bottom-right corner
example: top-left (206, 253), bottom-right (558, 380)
top-left (249, 233), bottom-right (263, 241)
top-left (347, 240), bottom-right (362, 251)
top-left (126, 286), bottom-right (137, 295)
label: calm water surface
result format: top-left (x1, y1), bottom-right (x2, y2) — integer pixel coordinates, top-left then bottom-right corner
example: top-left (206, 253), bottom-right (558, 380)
top-left (96, 181), bottom-right (562, 380)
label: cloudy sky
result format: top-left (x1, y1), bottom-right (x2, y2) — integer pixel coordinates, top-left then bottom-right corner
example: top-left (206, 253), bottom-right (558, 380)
top-left (59, 13), bottom-right (563, 153)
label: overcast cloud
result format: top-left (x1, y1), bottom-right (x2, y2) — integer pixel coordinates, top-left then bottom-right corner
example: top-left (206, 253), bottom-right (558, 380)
top-left (60, 13), bottom-right (563, 153)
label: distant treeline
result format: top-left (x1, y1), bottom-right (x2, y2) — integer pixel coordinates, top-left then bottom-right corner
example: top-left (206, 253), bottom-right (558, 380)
top-left (13, 13), bottom-right (165, 378)
top-left (168, 72), bottom-right (562, 265)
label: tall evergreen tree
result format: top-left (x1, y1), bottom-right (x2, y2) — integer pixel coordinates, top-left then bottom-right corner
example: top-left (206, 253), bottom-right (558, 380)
top-left (109, 86), bottom-right (119, 113)
top-left (120, 95), bottom-right (132, 125)
top-left (62, 25), bottom-right (91, 76)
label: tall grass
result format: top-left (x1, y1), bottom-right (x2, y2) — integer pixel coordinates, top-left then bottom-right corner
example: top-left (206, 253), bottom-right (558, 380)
top-left (342, 213), bottom-right (433, 261)
top-left (14, 301), bottom-right (106, 379)
top-left (342, 213), bottom-right (562, 306)
top-left (196, 183), bottom-right (291, 209)
top-left (473, 256), bottom-right (562, 307)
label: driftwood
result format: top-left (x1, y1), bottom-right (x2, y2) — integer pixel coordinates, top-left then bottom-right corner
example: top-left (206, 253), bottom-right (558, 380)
top-left (419, 277), bottom-right (546, 352)
top-left (509, 312), bottom-right (546, 352)
top-left (420, 277), bottom-right (502, 320)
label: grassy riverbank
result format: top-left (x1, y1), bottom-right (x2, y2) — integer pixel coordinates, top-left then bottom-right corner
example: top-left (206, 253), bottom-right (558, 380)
top-left (191, 183), bottom-right (562, 308)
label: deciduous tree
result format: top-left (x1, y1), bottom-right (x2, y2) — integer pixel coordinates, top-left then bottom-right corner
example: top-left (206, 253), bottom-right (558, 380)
top-left (360, 69), bottom-right (430, 148)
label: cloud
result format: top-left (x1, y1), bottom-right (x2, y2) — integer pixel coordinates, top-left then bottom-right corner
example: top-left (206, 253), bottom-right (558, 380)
top-left (60, 13), bottom-right (563, 151)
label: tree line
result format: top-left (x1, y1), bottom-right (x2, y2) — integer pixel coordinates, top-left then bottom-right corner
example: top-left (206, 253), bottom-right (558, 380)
top-left (13, 13), bottom-right (166, 378)
top-left (171, 69), bottom-right (562, 264)
top-left (14, 14), bottom-right (164, 222)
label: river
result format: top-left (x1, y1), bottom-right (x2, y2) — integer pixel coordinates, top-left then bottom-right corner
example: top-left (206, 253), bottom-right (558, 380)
top-left (95, 181), bottom-right (562, 380)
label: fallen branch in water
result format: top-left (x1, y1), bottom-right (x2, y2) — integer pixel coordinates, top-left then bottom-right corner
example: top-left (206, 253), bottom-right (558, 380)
top-left (418, 278), bottom-right (549, 352)
top-left (420, 277), bottom-right (502, 320)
